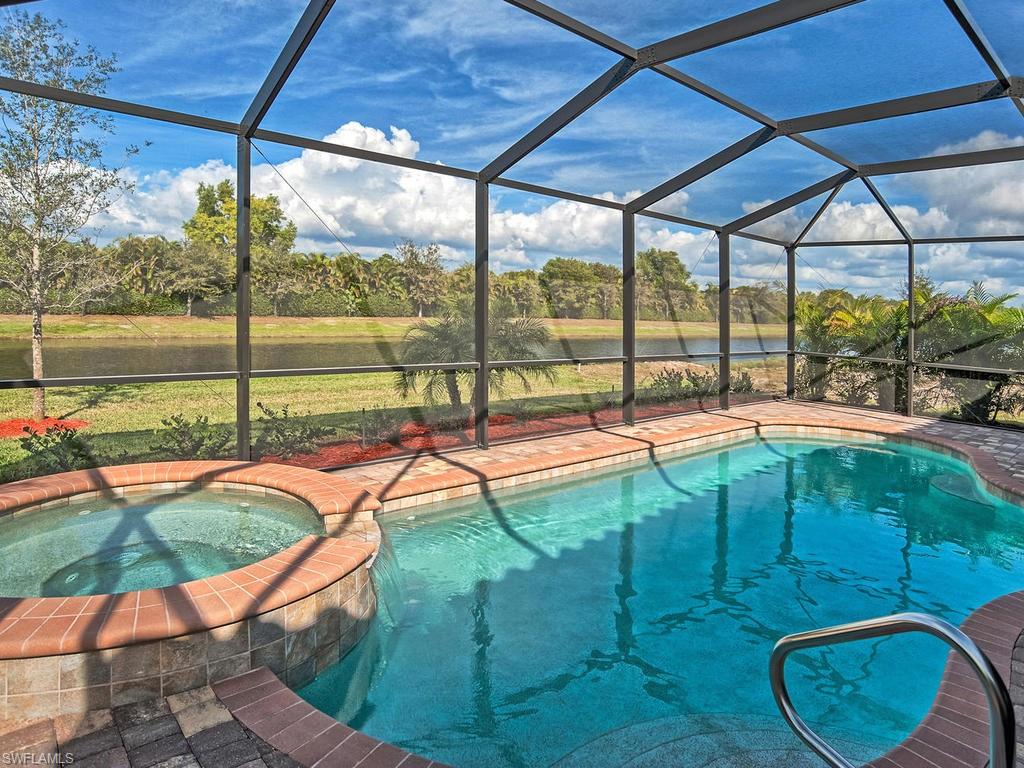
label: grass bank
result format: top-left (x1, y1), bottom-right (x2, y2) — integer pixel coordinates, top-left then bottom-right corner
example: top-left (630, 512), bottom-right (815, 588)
top-left (0, 314), bottom-right (787, 341)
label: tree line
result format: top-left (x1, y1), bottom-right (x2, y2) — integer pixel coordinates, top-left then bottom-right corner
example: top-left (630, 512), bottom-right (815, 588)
top-left (0, 181), bottom-right (789, 327)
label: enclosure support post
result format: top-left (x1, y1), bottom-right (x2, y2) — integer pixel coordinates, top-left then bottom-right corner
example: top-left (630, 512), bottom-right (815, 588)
top-left (475, 181), bottom-right (490, 449)
top-left (906, 241), bottom-right (915, 417)
top-left (236, 137), bottom-right (252, 460)
top-left (719, 232), bottom-right (731, 410)
top-left (623, 211), bottom-right (636, 425)
top-left (786, 245), bottom-right (797, 399)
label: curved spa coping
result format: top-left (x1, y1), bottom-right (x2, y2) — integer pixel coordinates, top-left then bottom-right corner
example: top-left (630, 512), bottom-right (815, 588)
top-left (0, 460), bottom-right (380, 659)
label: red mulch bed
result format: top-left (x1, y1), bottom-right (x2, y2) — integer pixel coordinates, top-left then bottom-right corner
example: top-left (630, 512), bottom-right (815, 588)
top-left (0, 417), bottom-right (90, 439)
top-left (260, 399), bottom-right (783, 470)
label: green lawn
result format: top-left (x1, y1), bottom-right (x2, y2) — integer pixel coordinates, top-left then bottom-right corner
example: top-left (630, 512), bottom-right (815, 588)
top-left (0, 314), bottom-right (786, 341)
top-left (0, 306), bottom-right (790, 483)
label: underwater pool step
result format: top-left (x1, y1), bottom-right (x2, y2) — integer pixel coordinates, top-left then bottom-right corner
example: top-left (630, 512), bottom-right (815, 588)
top-left (550, 714), bottom-right (881, 768)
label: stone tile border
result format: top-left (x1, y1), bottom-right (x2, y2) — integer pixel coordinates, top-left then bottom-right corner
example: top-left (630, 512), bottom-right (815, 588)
top-left (0, 683), bottom-right (301, 767)
top-left (0, 460), bottom-right (380, 720)
top-left (0, 541), bottom-right (375, 720)
top-left (213, 666), bottom-right (449, 768)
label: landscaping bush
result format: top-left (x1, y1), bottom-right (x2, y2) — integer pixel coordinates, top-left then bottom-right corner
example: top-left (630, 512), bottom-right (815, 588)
top-left (152, 413), bottom-right (233, 459)
top-left (641, 367), bottom-right (718, 404)
top-left (360, 406), bottom-right (405, 446)
top-left (18, 425), bottom-right (95, 473)
top-left (361, 293), bottom-right (413, 318)
top-left (284, 289), bottom-right (360, 317)
top-left (730, 370), bottom-right (755, 394)
top-left (89, 290), bottom-right (187, 316)
top-left (253, 402), bottom-right (335, 459)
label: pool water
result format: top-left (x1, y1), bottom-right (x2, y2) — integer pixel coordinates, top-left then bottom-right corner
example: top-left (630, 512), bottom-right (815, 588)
top-left (301, 438), bottom-right (1024, 767)
top-left (0, 489), bottom-right (322, 596)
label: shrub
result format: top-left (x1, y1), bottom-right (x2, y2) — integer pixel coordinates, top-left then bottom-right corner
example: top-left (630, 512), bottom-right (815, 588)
top-left (730, 370), bottom-right (755, 394)
top-left (253, 402), bottom-right (335, 459)
top-left (18, 425), bottom-right (95, 473)
top-left (361, 293), bottom-right (413, 317)
top-left (360, 406), bottom-right (405, 446)
top-left (153, 414), bottom-right (233, 459)
top-left (505, 399), bottom-right (534, 423)
top-left (640, 366), bottom-right (720, 404)
top-left (89, 290), bottom-right (186, 316)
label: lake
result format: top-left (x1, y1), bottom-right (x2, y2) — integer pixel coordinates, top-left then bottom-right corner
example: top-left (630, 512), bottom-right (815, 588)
top-left (0, 335), bottom-right (786, 379)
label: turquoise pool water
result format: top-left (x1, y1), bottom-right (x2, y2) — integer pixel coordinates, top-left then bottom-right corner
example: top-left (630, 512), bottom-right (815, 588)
top-left (0, 489), bottom-right (322, 596)
top-left (301, 438), bottom-right (1024, 767)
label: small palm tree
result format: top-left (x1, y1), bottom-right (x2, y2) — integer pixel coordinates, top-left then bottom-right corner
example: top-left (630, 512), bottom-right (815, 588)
top-left (396, 310), bottom-right (555, 414)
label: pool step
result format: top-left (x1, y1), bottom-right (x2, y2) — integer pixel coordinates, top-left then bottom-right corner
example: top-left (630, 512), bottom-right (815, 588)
top-left (551, 713), bottom-right (881, 768)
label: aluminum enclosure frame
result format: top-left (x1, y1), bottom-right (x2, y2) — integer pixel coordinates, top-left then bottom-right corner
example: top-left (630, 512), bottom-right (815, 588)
top-left (0, 0), bottom-right (1022, 463)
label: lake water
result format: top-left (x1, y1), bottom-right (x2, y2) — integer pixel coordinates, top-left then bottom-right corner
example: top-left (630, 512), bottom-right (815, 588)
top-left (0, 336), bottom-right (785, 379)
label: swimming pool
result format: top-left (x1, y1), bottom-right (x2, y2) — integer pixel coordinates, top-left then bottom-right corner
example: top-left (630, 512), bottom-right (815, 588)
top-left (0, 489), bottom-right (323, 596)
top-left (301, 437), bottom-right (1024, 767)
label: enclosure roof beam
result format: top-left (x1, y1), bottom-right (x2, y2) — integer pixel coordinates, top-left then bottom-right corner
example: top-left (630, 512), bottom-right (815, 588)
top-left (637, 0), bottom-right (864, 68)
top-left (778, 78), bottom-right (1022, 135)
top-left (861, 177), bottom-right (911, 242)
top-left (251, 128), bottom-right (479, 180)
top-left (626, 127), bottom-right (778, 213)
top-left (942, 0), bottom-right (1024, 119)
top-left (943, 0), bottom-right (1014, 87)
top-left (0, 76), bottom-right (240, 134)
top-left (636, 210), bottom-right (792, 247)
top-left (490, 177), bottom-right (625, 210)
top-left (479, 56), bottom-right (638, 182)
top-left (502, 0), bottom-right (633, 57)
top-left (791, 181), bottom-right (846, 247)
top-left (500, 0), bottom-right (862, 181)
top-left (723, 170), bottom-right (858, 234)
top-left (483, 0), bottom-right (865, 182)
top-left (860, 145), bottom-right (1024, 175)
top-left (240, 0), bottom-right (337, 137)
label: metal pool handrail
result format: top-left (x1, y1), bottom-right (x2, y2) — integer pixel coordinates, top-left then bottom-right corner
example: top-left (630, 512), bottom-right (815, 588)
top-left (769, 612), bottom-right (1015, 768)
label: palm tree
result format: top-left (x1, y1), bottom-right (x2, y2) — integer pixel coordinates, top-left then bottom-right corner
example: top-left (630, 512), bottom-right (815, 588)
top-left (831, 296), bottom-right (909, 410)
top-left (919, 282), bottom-right (1024, 423)
top-left (794, 294), bottom-right (844, 400)
top-left (396, 310), bottom-right (555, 414)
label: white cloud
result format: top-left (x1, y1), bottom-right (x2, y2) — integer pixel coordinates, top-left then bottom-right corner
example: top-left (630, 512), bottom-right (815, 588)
top-left (92, 123), bottom-right (1024, 295)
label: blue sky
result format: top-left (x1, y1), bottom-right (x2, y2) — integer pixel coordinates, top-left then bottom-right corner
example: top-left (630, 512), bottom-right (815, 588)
top-left (3, 0), bottom-right (1023, 296)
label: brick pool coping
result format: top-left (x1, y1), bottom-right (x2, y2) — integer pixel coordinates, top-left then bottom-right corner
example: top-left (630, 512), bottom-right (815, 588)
top-left (0, 460), bottom-right (379, 661)
top-left (4, 401), bottom-right (1024, 762)
top-left (331, 401), bottom-right (1024, 514)
top-left (213, 666), bottom-right (449, 767)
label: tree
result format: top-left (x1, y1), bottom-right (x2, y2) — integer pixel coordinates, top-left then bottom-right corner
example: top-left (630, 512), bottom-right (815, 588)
top-left (397, 240), bottom-right (445, 317)
top-left (396, 308), bottom-right (555, 414)
top-left (492, 270), bottom-right (541, 318)
top-left (367, 254), bottom-right (404, 299)
top-left (159, 239), bottom-right (231, 316)
top-left (917, 281), bottom-right (1024, 424)
top-left (183, 179), bottom-right (296, 258)
top-left (636, 248), bottom-right (701, 320)
top-left (182, 179), bottom-right (298, 316)
top-left (107, 235), bottom-right (175, 296)
top-left (0, 12), bottom-right (132, 419)
top-left (253, 246), bottom-right (304, 316)
top-left (590, 262), bottom-right (622, 320)
top-left (539, 257), bottom-right (597, 318)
